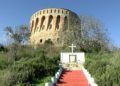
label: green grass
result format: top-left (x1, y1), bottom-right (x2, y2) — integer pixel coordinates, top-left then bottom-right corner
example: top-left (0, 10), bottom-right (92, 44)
top-left (85, 52), bottom-right (120, 86)
top-left (16, 75), bottom-right (52, 86)
top-left (35, 76), bottom-right (52, 86)
top-left (16, 76), bottom-right (52, 86)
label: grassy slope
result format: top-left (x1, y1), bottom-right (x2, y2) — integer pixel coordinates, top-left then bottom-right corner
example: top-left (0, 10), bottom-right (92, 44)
top-left (85, 52), bottom-right (120, 86)
top-left (0, 47), bottom-right (120, 86)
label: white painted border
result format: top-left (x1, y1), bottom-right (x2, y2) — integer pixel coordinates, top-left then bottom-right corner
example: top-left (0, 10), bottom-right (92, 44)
top-left (82, 67), bottom-right (98, 86)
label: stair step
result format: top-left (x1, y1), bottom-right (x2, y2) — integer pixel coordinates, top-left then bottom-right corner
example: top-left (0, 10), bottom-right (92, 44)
top-left (55, 69), bottom-right (89, 86)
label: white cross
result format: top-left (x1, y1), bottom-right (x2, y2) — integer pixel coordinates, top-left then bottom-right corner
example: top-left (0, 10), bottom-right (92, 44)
top-left (69, 44), bottom-right (76, 53)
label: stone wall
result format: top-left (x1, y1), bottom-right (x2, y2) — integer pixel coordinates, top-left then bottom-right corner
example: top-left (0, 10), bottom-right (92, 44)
top-left (29, 8), bottom-right (80, 45)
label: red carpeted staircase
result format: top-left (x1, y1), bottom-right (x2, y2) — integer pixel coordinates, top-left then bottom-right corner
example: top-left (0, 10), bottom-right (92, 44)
top-left (56, 69), bottom-right (90, 86)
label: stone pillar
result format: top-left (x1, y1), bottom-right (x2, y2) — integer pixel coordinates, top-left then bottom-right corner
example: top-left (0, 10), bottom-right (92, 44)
top-left (52, 15), bottom-right (57, 36)
top-left (37, 16), bottom-right (41, 32)
top-left (60, 16), bottom-right (64, 31)
top-left (45, 15), bottom-right (49, 31)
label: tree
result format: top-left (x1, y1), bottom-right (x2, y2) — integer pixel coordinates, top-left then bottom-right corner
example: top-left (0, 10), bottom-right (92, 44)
top-left (4, 25), bottom-right (30, 61)
top-left (80, 15), bottom-right (109, 52)
top-left (59, 13), bottom-right (81, 46)
top-left (5, 25), bottom-right (30, 45)
top-left (59, 15), bottom-right (110, 52)
top-left (0, 44), bottom-right (6, 52)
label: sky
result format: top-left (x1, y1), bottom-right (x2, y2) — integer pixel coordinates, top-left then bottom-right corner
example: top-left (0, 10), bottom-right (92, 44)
top-left (0, 0), bottom-right (120, 47)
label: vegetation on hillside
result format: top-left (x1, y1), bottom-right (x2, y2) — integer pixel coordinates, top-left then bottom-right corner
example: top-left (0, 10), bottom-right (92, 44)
top-left (0, 25), bottom-right (60, 86)
top-left (0, 44), bottom-right (7, 52)
top-left (60, 15), bottom-right (110, 52)
top-left (85, 51), bottom-right (120, 86)
top-left (0, 14), bottom-right (119, 86)
top-left (0, 45), bottom-right (60, 86)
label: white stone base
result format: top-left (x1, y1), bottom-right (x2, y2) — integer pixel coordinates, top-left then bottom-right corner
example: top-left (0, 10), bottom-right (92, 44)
top-left (61, 62), bottom-right (83, 70)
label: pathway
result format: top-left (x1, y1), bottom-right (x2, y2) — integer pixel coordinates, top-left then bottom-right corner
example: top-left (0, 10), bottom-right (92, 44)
top-left (56, 69), bottom-right (90, 86)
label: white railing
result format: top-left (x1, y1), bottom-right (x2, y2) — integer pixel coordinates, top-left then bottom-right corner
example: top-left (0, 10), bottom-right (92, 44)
top-left (82, 67), bottom-right (98, 86)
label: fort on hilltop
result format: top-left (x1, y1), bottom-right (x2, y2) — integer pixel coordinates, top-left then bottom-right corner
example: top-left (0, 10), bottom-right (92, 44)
top-left (29, 8), bottom-right (80, 45)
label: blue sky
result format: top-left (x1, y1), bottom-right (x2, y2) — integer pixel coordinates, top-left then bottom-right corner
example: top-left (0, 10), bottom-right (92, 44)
top-left (0, 0), bottom-right (120, 47)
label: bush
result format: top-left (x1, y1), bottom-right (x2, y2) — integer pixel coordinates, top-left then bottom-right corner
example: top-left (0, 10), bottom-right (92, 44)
top-left (85, 52), bottom-right (120, 86)
top-left (0, 52), bottom-right (10, 70)
top-left (0, 44), bottom-right (6, 52)
top-left (0, 46), bottom-right (59, 86)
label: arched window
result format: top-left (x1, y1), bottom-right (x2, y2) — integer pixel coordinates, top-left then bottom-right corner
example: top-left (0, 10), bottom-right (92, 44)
top-left (47, 15), bottom-right (53, 30)
top-left (57, 38), bottom-right (60, 43)
top-left (51, 10), bottom-right (52, 13)
top-left (62, 10), bottom-right (63, 13)
top-left (40, 16), bottom-right (45, 30)
top-left (40, 39), bottom-right (42, 43)
top-left (56, 15), bottom-right (60, 30)
top-left (31, 20), bottom-right (34, 32)
top-left (54, 9), bottom-right (56, 13)
top-left (34, 18), bottom-right (39, 32)
top-left (63, 16), bottom-right (68, 31)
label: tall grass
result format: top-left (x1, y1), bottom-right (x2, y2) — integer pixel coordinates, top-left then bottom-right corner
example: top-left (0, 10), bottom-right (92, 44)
top-left (85, 52), bottom-right (120, 86)
top-left (0, 45), bottom-right (60, 86)
top-left (0, 44), bottom-right (120, 86)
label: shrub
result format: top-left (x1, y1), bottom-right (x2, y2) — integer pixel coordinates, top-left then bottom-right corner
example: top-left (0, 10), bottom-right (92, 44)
top-left (2, 47), bottom-right (59, 86)
top-left (85, 52), bottom-right (120, 86)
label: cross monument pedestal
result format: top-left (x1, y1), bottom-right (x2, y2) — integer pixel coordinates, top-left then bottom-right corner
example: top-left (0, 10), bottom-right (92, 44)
top-left (60, 44), bottom-right (85, 70)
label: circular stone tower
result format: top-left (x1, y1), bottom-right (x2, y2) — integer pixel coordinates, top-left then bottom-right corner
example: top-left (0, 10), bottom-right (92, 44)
top-left (29, 8), bottom-right (80, 45)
